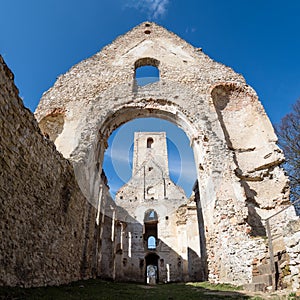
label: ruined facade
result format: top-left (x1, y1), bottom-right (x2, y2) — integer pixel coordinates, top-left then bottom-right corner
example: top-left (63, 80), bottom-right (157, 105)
top-left (114, 132), bottom-right (202, 283)
top-left (1, 22), bottom-right (299, 290)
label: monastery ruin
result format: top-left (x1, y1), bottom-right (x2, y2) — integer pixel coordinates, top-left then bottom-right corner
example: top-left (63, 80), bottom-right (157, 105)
top-left (1, 22), bottom-right (300, 291)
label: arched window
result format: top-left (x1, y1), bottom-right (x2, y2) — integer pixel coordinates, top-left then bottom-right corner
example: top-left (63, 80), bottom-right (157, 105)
top-left (134, 57), bottom-right (160, 87)
top-left (147, 236), bottom-right (156, 249)
top-left (147, 137), bottom-right (154, 148)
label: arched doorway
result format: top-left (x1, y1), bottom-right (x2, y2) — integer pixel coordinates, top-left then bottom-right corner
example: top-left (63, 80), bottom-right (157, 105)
top-left (145, 253), bottom-right (159, 284)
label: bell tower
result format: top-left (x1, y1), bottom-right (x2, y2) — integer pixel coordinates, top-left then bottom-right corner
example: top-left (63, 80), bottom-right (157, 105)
top-left (132, 132), bottom-right (169, 177)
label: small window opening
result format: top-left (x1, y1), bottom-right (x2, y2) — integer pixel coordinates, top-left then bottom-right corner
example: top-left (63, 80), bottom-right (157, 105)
top-left (147, 138), bottom-right (154, 148)
top-left (146, 210), bottom-right (157, 220)
top-left (147, 186), bottom-right (154, 195)
top-left (144, 30), bottom-right (151, 34)
top-left (134, 58), bottom-right (160, 87)
top-left (148, 236), bottom-right (156, 249)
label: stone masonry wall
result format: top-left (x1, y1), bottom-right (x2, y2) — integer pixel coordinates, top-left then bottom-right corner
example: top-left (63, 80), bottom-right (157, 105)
top-left (283, 219), bottom-right (300, 291)
top-left (33, 22), bottom-right (296, 286)
top-left (0, 56), bottom-right (103, 287)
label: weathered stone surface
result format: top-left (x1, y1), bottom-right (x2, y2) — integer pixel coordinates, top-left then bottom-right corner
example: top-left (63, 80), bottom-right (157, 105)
top-left (114, 132), bottom-right (202, 283)
top-left (34, 22), bottom-right (295, 285)
top-left (0, 56), bottom-right (114, 287)
top-left (283, 219), bottom-right (300, 291)
top-left (1, 21), bottom-right (298, 288)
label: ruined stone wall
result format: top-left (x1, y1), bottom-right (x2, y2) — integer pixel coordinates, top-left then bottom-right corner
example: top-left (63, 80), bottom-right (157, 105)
top-left (283, 219), bottom-right (300, 291)
top-left (114, 132), bottom-right (202, 283)
top-left (0, 56), bottom-right (112, 287)
top-left (96, 180), bottom-right (116, 280)
top-left (33, 22), bottom-right (296, 286)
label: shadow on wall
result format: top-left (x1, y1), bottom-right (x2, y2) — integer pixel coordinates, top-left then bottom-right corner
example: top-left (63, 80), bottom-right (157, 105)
top-left (211, 84), bottom-right (266, 237)
top-left (193, 181), bottom-right (209, 280)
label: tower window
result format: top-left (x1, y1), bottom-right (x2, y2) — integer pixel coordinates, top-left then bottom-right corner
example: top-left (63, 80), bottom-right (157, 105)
top-left (147, 137), bottom-right (154, 148)
top-left (147, 186), bottom-right (154, 195)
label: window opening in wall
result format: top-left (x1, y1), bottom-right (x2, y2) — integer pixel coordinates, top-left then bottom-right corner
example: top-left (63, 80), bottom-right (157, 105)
top-left (147, 236), bottom-right (156, 249)
top-left (144, 210), bottom-right (158, 251)
top-left (135, 58), bottom-right (160, 87)
top-left (147, 186), bottom-right (154, 195)
top-left (135, 66), bottom-right (159, 86)
top-left (145, 253), bottom-right (159, 284)
top-left (147, 137), bottom-right (154, 148)
top-left (145, 210), bottom-right (157, 221)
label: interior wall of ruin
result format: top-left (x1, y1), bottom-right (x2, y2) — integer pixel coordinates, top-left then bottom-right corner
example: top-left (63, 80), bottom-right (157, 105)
top-left (0, 56), bottom-right (114, 287)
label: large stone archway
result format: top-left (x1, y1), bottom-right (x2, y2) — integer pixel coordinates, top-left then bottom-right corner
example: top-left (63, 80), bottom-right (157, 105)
top-left (35, 22), bottom-right (295, 285)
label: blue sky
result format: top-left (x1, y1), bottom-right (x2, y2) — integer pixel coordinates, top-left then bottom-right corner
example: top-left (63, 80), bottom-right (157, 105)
top-left (1, 1), bottom-right (300, 197)
top-left (102, 117), bottom-right (196, 197)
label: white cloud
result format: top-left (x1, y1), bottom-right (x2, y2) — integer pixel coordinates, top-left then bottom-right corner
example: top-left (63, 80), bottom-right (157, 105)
top-left (125, 0), bottom-right (169, 20)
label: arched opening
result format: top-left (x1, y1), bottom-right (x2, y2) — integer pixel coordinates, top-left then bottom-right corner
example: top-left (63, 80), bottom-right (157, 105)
top-left (134, 57), bottom-right (160, 86)
top-left (97, 104), bottom-right (208, 282)
top-left (145, 253), bottom-right (159, 284)
top-left (145, 210), bottom-right (158, 221)
top-left (147, 137), bottom-right (154, 148)
top-left (147, 236), bottom-right (156, 249)
top-left (102, 117), bottom-right (197, 199)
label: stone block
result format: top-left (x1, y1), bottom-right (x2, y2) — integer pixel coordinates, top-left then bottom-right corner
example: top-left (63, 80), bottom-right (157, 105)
top-left (243, 283), bottom-right (266, 292)
top-left (257, 264), bottom-right (271, 275)
top-left (252, 274), bottom-right (272, 286)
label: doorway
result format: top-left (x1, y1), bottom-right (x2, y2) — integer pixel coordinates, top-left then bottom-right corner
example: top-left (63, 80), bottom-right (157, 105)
top-left (145, 253), bottom-right (159, 284)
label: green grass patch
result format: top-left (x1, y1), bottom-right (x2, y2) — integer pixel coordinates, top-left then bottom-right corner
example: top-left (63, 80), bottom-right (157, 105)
top-left (0, 279), bottom-right (274, 300)
top-left (187, 281), bottom-right (243, 291)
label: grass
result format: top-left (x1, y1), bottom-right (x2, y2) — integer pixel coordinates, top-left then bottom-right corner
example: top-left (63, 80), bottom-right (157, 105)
top-left (0, 279), bottom-right (281, 300)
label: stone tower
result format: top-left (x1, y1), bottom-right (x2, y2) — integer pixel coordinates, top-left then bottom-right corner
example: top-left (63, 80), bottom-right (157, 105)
top-left (115, 132), bottom-right (202, 283)
top-left (119, 132), bottom-right (175, 201)
top-left (132, 132), bottom-right (168, 176)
